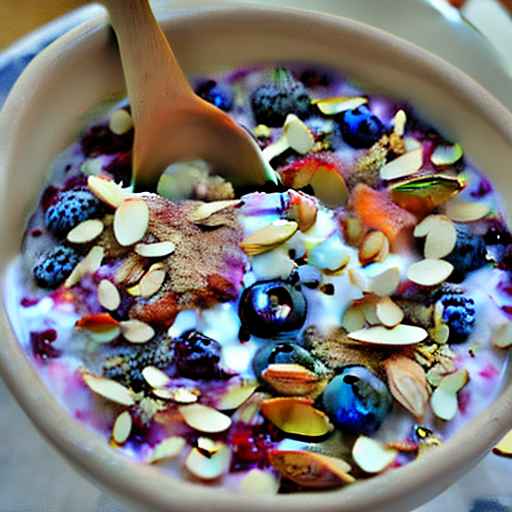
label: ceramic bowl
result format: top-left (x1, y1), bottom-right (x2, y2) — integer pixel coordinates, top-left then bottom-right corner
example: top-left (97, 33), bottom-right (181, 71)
top-left (1, 5), bottom-right (512, 512)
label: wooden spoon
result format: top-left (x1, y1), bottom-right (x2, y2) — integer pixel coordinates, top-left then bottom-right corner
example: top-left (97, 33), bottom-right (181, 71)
top-left (102, 0), bottom-right (277, 190)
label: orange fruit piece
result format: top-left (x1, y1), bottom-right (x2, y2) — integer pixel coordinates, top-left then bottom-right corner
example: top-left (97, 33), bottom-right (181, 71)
top-left (351, 183), bottom-right (417, 244)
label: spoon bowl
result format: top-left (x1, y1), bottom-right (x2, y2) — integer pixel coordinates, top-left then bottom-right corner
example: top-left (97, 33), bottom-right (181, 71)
top-left (103, 0), bottom-right (275, 190)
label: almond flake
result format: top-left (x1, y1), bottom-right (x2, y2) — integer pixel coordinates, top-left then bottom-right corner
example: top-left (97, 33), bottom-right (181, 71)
top-left (309, 166), bottom-right (348, 208)
top-left (352, 436), bottom-right (397, 474)
top-left (112, 411), bottom-right (132, 445)
top-left (135, 265), bottom-right (166, 298)
top-left (82, 373), bottom-right (134, 406)
top-left (430, 324), bottom-right (450, 344)
top-left (361, 299), bottom-right (379, 325)
top-left (179, 404), bottom-right (232, 433)
top-left (430, 386), bottom-right (458, 421)
top-left (217, 381), bottom-right (259, 410)
top-left (348, 324), bottom-right (427, 346)
top-left (313, 96), bottom-right (367, 115)
top-left (120, 320), bottom-right (155, 344)
top-left (171, 388), bottom-right (200, 404)
top-left (414, 214), bottom-right (444, 238)
top-left (87, 175), bottom-right (126, 208)
top-left (241, 220), bottom-right (298, 256)
top-left (97, 279), bottom-right (121, 311)
top-left (384, 356), bottom-right (429, 418)
top-left (185, 444), bottom-right (231, 480)
top-left (109, 109), bottom-right (133, 135)
top-left (197, 437), bottom-right (221, 455)
top-left (89, 326), bottom-right (121, 344)
top-left (404, 136), bottom-right (422, 151)
top-left (359, 231), bottom-right (387, 265)
top-left (284, 114), bottom-right (314, 154)
top-left (431, 143), bottom-right (463, 166)
top-left (147, 436), bottom-right (186, 464)
top-left (368, 266), bottom-right (401, 297)
top-left (376, 297), bottom-right (404, 327)
top-left (239, 468), bottom-right (280, 495)
top-left (189, 199), bottom-right (241, 223)
top-left (407, 259), bottom-right (453, 286)
top-left (380, 148), bottom-right (423, 181)
top-left (134, 241), bottom-right (175, 258)
top-left (142, 366), bottom-right (171, 388)
top-left (393, 109), bottom-right (407, 136)
top-left (439, 369), bottom-right (469, 393)
top-left (424, 217), bottom-right (457, 259)
top-left (342, 306), bottom-right (366, 332)
top-left (492, 322), bottom-right (512, 349)
top-left (113, 197), bottom-right (149, 246)
top-left (67, 219), bottom-right (104, 244)
top-left (493, 430), bottom-right (512, 458)
top-left (348, 268), bottom-right (368, 291)
top-left (262, 135), bottom-right (289, 162)
top-left (64, 246), bottom-right (104, 288)
top-left (445, 199), bottom-right (490, 223)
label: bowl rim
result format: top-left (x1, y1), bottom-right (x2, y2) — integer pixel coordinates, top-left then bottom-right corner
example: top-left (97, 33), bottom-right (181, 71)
top-left (1, 4), bottom-right (512, 511)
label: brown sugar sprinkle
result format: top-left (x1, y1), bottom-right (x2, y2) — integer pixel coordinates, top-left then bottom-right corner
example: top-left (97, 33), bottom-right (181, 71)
top-left (347, 137), bottom-right (388, 190)
top-left (302, 326), bottom-right (396, 376)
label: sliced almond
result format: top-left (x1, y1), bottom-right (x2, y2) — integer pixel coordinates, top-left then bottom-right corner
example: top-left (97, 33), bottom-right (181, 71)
top-left (493, 429), bottom-right (512, 458)
top-left (492, 322), bottom-right (512, 349)
top-left (368, 266), bottom-right (401, 297)
top-left (342, 216), bottom-right (366, 247)
top-left (439, 369), bottom-right (469, 393)
top-left (67, 219), bottom-right (104, 244)
top-left (64, 246), bottom-right (104, 288)
top-left (359, 231), bottom-right (387, 265)
top-left (262, 135), bottom-right (289, 162)
top-left (109, 109), bottom-right (133, 135)
top-left (342, 306), bottom-right (366, 332)
top-left (87, 175), bottom-right (126, 208)
top-left (380, 148), bottom-right (423, 181)
top-left (309, 166), bottom-right (348, 208)
top-left (179, 404), bottom-right (232, 434)
top-left (120, 320), bottom-right (155, 344)
top-left (147, 436), bottom-right (186, 464)
top-left (404, 136), bottom-right (422, 151)
top-left (288, 190), bottom-right (318, 232)
top-left (384, 355), bottom-right (429, 418)
top-left (430, 386), bottom-right (458, 421)
top-left (393, 109), bottom-right (407, 136)
top-left (407, 259), bottom-right (454, 287)
top-left (185, 444), bottom-right (231, 480)
top-left (445, 199), bottom-right (490, 223)
top-left (431, 143), bottom-right (463, 166)
top-left (197, 437), bottom-right (221, 456)
top-left (216, 380), bottom-right (259, 411)
top-left (134, 241), bottom-right (175, 258)
top-left (424, 217), bottom-right (457, 259)
top-left (189, 199), bottom-right (241, 223)
top-left (430, 324), bottom-right (450, 344)
top-left (171, 388), bottom-right (200, 404)
top-left (313, 96), bottom-right (367, 115)
top-left (414, 214), bottom-right (444, 238)
top-left (241, 220), bottom-right (298, 256)
top-left (89, 326), bottom-right (121, 344)
top-left (98, 279), bottom-right (121, 311)
top-left (284, 114), bottom-right (315, 154)
top-left (113, 197), bottom-right (149, 247)
top-left (131, 264), bottom-right (167, 298)
top-left (348, 324), bottom-right (427, 346)
top-left (239, 469), bottom-right (280, 495)
top-left (348, 268), bottom-right (368, 291)
top-left (376, 297), bottom-right (404, 327)
top-left (112, 411), bottom-right (132, 445)
top-left (82, 373), bottom-right (134, 406)
top-left (352, 436), bottom-right (397, 474)
top-left (142, 366), bottom-right (171, 389)
top-left (361, 298), bottom-right (379, 326)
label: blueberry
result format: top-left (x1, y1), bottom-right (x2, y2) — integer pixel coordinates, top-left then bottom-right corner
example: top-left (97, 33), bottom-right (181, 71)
top-left (444, 224), bottom-right (488, 282)
top-left (439, 293), bottom-right (476, 343)
top-left (195, 79), bottom-right (233, 112)
top-left (44, 189), bottom-right (101, 237)
top-left (250, 67), bottom-right (311, 127)
top-left (33, 245), bottom-right (80, 289)
top-left (174, 330), bottom-right (223, 380)
top-left (340, 105), bottom-right (385, 149)
top-left (322, 366), bottom-right (392, 435)
top-left (239, 280), bottom-right (307, 339)
top-left (252, 342), bottom-right (321, 378)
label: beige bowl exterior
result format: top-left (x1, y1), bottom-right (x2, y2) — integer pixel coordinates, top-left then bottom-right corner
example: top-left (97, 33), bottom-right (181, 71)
top-left (1, 5), bottom-right (512, 512)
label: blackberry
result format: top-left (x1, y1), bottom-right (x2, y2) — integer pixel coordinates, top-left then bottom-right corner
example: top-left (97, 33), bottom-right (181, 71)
top-left (174, 330), bottom-right (223, 380)
top-left (340, 105), bottom-right (385, 149)
top-left (102, 338), bottom-right (173, 390)
top-left (44, 189), bottom-right (101, 237)
top-left (250, 67), bottom-right (311, 127)
top-left (33, 245), bottom-right (80, 289)
top-left (195, 79), bottom-right (233, 112)
top-left (439, 294), bottom-right (476, 343)
top-left (444, 224), bottom-right (488, 282)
